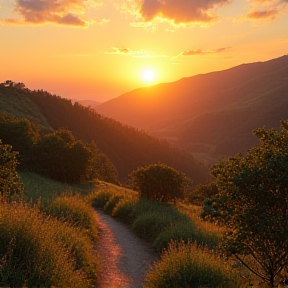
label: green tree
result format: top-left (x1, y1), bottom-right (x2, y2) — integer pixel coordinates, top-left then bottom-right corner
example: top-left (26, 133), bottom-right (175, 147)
top-left (32, 129), bottom-right (93, 183)
top-left (0, 140), bottom-right (23, 197)
top-left (211, 121), bottom-right (288, 287)
top-left (130, 163), bottom-right (190, 203)
top-left (0, 112), bottom-right (40, 164)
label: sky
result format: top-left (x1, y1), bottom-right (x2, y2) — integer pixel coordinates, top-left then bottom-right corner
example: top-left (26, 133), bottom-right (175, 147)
top-left (0, 0), bottom-right (288, 102)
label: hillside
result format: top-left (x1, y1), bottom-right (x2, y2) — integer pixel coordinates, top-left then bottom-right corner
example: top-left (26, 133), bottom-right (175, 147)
top-left (0, 85), bottom-right (208, 183)
top-left (96, 55), bottom-right (288, 163)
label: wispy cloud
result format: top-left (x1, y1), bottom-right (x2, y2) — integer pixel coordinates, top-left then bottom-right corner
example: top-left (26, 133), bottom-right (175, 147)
top-left (104, 47), bottom-right (168, 59)
top-left (0, 0), bottom-right (104, 27)
top-left (172, 47), bottom-right (230, 60)
top-left (246, 0), bottom-right (288, 21)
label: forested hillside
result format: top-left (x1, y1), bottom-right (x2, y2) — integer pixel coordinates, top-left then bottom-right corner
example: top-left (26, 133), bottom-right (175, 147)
top-left (0, 84), bottom-right (207, 183)
top-left (96, 55), bottom-right (288, 163)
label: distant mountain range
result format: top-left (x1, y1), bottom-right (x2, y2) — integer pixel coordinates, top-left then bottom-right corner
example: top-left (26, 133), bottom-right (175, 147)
top-left (96, 55), bottom-right (288, 164)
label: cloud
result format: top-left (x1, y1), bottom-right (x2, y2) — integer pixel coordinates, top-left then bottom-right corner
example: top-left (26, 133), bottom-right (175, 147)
top-left (172, 47), bottom-right (229, 59)
top-left (115, 0), bottom-right (231, 26)
top-left (247, 9), bottom-right (278, 20)
top-left (1, 0), bottom-right (104, 27)
top-left (105, 47), bottom-right (147, 56)
top-left (104, 47), bottom-right (167, 58)
top-left (246, 0), bottom-right (288, 21)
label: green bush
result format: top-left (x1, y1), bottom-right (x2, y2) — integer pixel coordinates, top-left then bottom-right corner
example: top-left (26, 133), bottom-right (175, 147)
top-left (0, 201), bottom-right (96, 288)
top-left (111, 197), bottom-right (136, 223)
top-left (144, 240), bottom-right (241, 288)
top-left (132, 212), bottom-right (173, 242)
top-left (90, 189), bottom-right (117, 209)
top-left (130, 163), bottom-right (191, 203)
top-left (0, 139), bottom-right (23, 198)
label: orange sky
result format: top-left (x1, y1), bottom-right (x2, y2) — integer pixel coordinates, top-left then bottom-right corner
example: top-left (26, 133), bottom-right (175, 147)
top-left (0, 0), bottom-right (287, 102)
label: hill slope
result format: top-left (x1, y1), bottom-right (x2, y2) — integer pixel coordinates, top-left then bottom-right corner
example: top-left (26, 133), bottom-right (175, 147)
top-left (96, 55), bottom-right (288, 163)
top-left (0, 85), bottom-right (208, 183)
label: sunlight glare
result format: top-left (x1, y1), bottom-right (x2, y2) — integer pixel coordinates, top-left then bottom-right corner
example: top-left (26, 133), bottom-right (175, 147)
top-left (142, 69), bottom-right (155, 82)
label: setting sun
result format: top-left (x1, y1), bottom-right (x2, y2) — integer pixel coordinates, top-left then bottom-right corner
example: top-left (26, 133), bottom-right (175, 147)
top-left (142, 69), bottom-right (155, 82)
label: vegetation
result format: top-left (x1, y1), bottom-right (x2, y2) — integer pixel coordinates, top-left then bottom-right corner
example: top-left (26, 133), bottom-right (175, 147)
top-left (144, 240), bottom-right (241, 288)
top-left (130, 163), bottom-right (191, 203)
top-left (211, 121), bottom-right (288, 287)
top-left (90, 187), bottom-right (220, 252)
top-left (20, 86), bottom-right (208, 182)
top-left (2, 81), bottom-right (288, 288)
top-left (0, 143), bottom-right (100, 287)
top-left (0, 200), bottom-right (98, 288)
top-left (0, 110), bottom-right (119, 184)
top-left (0, 140), bottom-right (23, 197)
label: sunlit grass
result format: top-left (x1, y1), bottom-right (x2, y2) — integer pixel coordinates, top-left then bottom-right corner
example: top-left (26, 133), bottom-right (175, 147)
top-left (144, 240), bottom-right (242, 288)
top-left (0, 200), bottom-right (98, 287)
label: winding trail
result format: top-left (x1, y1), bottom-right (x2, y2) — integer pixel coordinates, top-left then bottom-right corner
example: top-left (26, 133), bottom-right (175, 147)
top-left (95, 209), bottom-right (159, 288)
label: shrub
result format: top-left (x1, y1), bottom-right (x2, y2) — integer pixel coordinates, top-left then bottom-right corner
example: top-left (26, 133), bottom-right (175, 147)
top-left (0, 201), bottom-right (95, 287)
top-left (112, 197), bottom-right (137, 223)
top-left (0, 140), bottom-right (23, 198)
top-left (130, 163), bottom-right (191, 203)
top-left (144, 240), bottom-right (241, 288)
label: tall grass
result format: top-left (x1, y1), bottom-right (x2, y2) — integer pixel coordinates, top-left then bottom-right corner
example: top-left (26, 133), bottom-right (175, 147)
top-left (0, 200), bottom-right (98, 287)
top-left (143, 240), bottom-right (242, 288)
top-left (44, 194), bottom-right (98, 238)
top-left (90, 187), bottom-right (220, 252)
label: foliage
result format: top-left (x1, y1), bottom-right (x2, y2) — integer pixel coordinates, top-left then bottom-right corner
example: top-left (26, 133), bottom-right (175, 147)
top-left (0, 111), bottom-right (40, 164)
top-left (23, 88), bottom-right (208, 182)
top-left (143, 240), bottom-right (241, 288)
top-left (211, 120), bottom-right (288, 286)
top-left (31, 129), bottom-right (119, 184)
top-left (0, 201), bottom-right (97, 288)
top-left (188, 182), bottom-right (218, 204)
top-left (0, 140), bottom-right (23, 197)
top-left (130, 163), bottom-right (191, 203)
top-left (32, 129), bottom-right (93, 183)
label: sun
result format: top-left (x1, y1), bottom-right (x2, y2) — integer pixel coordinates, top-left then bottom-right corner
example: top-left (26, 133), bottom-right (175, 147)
top-left (142, 69), bottom-right (155, 82)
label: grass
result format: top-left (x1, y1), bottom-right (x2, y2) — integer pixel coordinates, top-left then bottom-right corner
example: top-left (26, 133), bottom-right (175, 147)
top-left (89, 184), bottom-right (252, 287)
top-left (143, 240), bottom-right (242, 288)
top-left (0, 172), bottom-right (101, 287)
top-left (0, 200), bottom-right (98, 287)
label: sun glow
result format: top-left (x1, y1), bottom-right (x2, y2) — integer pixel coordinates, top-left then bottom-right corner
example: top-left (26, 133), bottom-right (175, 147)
top-left (142, 69), bottom-right (155, 82)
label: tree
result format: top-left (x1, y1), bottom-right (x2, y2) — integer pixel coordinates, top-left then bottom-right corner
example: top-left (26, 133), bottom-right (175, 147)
top-left (130, 163), bottom-right (191, 203)
top-left (0, 140), bottom-right (23, 197)
top-left (32, 129), bottom-right (93, 183)
top-left (211, 121), bottom-right (288, 287)
top-left (0, 112), bottom-right (40, 165)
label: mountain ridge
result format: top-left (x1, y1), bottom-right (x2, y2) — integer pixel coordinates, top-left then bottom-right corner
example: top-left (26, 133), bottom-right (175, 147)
top-left (96, 55), bottom-right (288, 163)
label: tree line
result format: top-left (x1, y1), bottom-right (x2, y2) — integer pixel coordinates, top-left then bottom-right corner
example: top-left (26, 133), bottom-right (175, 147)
top-left (0, 111), bottom-right (118, 184)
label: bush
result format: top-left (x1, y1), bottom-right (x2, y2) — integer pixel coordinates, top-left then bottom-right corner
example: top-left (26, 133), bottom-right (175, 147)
top-left (0, 201), bottom-right (96, 287)
top-left (0, 140), bottom-right (23, 198)
top-left (144, 240), bottom-right (241, 288)
top-left (130, 163), bottom-right (191, 203)
top-left (111, 197), bottom-right (136, 223)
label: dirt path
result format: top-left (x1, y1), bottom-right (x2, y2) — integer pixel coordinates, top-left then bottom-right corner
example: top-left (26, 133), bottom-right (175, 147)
top-left (95, 209), bottom-right (159, 288)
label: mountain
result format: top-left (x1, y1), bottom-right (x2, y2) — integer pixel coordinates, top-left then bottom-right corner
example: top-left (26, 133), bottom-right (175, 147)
top-left (0, 84), bottom-right (208, 183)
top-left (70, 99), bottom-right (102, 109)
top-left (96, 55), bottom-right (288, 163)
